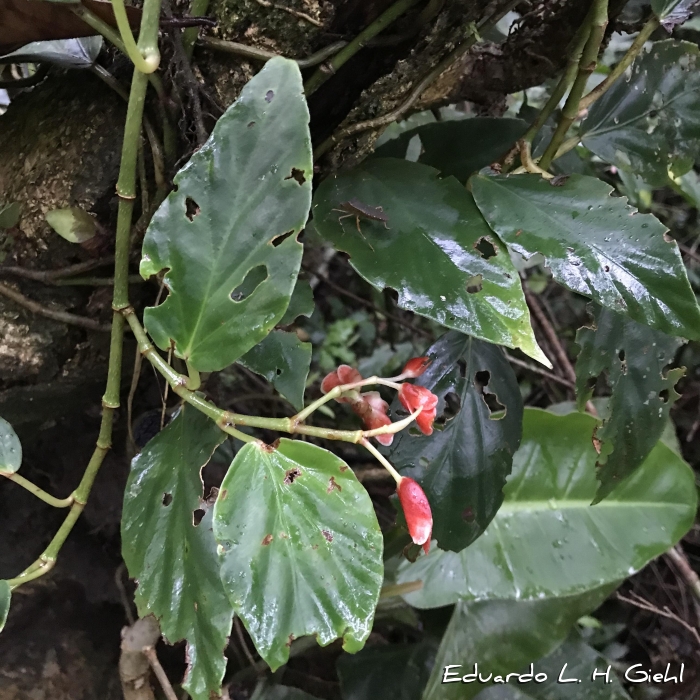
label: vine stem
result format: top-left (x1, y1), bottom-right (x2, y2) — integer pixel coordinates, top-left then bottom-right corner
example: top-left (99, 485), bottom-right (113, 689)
top-left (1, 472), bottom-right (73, 509)
top-left (538, 0), bottom-right (609, 171)
top-left (7, 0), bottom-right (163, 592)
top-left (111, 0), bottom-right (161, 73)
top-left (182, 0), bottom-right (211, 59)
top-left (304, 0), bottom-right (422, 96)
top-left (360, 438), bottom-right (402, 483)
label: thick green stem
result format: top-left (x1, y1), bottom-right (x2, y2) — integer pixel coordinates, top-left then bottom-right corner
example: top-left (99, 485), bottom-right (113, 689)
top-left (183, 0), bottom-right (211, 59)
top-left (304, 0), bottom-right (422, 95)
top-left (538, 0), bottom-right (609, 171)
top-left (111, 0), bottom-right (161, 72)
top-left (1, 472), bottom-right (73, 509)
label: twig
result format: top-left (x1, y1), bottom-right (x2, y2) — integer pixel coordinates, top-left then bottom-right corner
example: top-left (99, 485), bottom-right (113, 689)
top-left (505, 353), bottom-right (576, 389)
top-left (127, 349), bottom-right (144, 454)
top-left (115, 563), bottom-right (136, 625)
top-left (233, 617), bottom-right (258, 669)
top-left (143, 646), bottom-right (180, 700)
top-left (0, 281), bottom-right (111, 332)
top-left (0, 256), bottom-right (115, 282)
top-left (666, 545), bottom-right (700, 604)
top-left (254, 0), bottom-right (322, 27)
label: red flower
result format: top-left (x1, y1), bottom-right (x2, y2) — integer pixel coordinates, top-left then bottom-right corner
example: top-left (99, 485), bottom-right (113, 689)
top-left (398, 383), bottom-right (438, 435)
top-left (321, 365), bottom-right (363, 403)
top-left (397, 477), bottom-right (432, 554)
top-left (350, 391), bottom-right (393, 446)
top-left (401, 356), bottom-right (431, 378)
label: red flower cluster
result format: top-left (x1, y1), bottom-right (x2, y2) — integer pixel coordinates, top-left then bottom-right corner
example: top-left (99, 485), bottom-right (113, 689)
top-left (397, 476), bottom-right (433, 553)
top-left (398, 383), bottom-right (438, 436)
top-left (320, 364), bottom-right (361, 402)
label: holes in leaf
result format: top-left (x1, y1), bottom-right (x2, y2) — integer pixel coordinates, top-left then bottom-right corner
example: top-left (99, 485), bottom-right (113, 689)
top-left (436, 391), bottom-right (461, 427)
top-left (322, 529), bottom-right (333, 542)
top-left (285, 168), bottom-right (306, 185)
top-left (162, 493), bottom-right (173, 506)
top-left (185, 197), bottom-right (200, 221)
top-left (275, 367), bottom-right (282, 375)
top-left (660, 388), bottom-right (670, 403)
top-left (465, 274), bottom-right (483, 294)
top-left (474, 236), bottom-right (497, 260)
top-left (457, 358), bottom-right (467, 378)
top-left (265, 89), bottom-right (274, 103)
top-left (248, 121), bottom-right (256, 128)
top-left (474, 370), bottom-right (507, 420)
top-left (231, 265), bottom-right (267, 301)
top-left (262, 534), bottom-right (273, 546)
top-left (462, 506), bottom-right (475, 523)
top-left (419, 456), bottom-right (430, 468)
top-left (618, 348), bottom-right (627, 374)
top-left (284, 467), bottom-right (301, 484)
top-left (271, 230), bottom-right (294, 247)
top-left (193, 508), bottom-right (205, 526)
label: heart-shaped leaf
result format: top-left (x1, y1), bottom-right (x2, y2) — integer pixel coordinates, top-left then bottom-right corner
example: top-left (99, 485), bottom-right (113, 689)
top-left (312, 159), bottom-right (548, 366)
top-left (0, 581), bottom-right (10, 633)
top-left (471, 173), bottom-right (700, 340)
top-left (388, 332), bottom-right (523, 552)
top-left (121, 407), bottom-right (233, 700)
top-left (0, 416), bottom-right (21, 474)
top-left (576, 304), bottom-right (685, 503)
top-left (213, 439), bottom-right (383, 671)
top-left (140, 57), bottom-right (312, 372)
top-left (397, 409), bottom-right (696, 609)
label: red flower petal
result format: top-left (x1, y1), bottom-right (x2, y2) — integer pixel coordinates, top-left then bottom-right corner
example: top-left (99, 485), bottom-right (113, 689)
top-left (397, 477), bottom-right (432, 552)
top-left (402, 356), bottom-right (431, 378)
top-left (398, 383), bottom-right (438, 436)
top-left (321, 366), bottom-right (363, 403)
top-left (351, 392), bottom-right (393, 445)
top-left (337, 365), bottom-right (362, 385)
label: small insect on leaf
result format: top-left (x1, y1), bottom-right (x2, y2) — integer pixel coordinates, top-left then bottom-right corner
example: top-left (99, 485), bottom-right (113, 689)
top-left (331, 199), bottom-right (390, 252)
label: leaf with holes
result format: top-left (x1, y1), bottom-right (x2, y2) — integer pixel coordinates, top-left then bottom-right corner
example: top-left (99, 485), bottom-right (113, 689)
top-left (0, 416), bottom-right (21, 474)
top-left (239, 330), bottom-right (312, 410)
top-left (213, 439), bottom-right (383, 671)
top-left (312, 159), bottom-right (548, 366)
top-left (140, 57), bottom-right (312, 372)
top-left (0, 581), bottom-right (9, 633)
top-left (121, 406), bottom-right (233, 700)
top-left (472, 173), bottom-right (700, 339)
top-left (580, 41), bottom-right (700, 185)
top-left (422, 587), bottom-right (615, 700)
top-left (576, 305), bottom-right (685, 503)
top-left (653, 1), bottom-right (700, 31)
top-left (373, 117), bottom-right (527, 183)
top-left (396, 409), bottom-right (696, 609)
top-left (387, 331), bottom-right (523, 552)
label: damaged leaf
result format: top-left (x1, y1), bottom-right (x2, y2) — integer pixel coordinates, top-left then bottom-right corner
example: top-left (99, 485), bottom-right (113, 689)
top-left (121, 407), bottom-right (233, 700)
top-left (387, 331), bottom-right (523, 552)
top-left (576, 304), bottom-right (685, 503)
top-left (0, 416), bottom-right (21, 474)
top-left (213, 439), bottom-right (383, 671)
top-left (652, 0), bottom-right (700, 31)
top-left (313, 159), bottom-right (549, 366)
top-left (46, 206), bottom-right (96, 243)
top-left (140, 57), bottom-right (312, 372)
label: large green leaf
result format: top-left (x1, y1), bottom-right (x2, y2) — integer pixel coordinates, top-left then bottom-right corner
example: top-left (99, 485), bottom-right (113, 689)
top-left (580, 41), bottom-right (700, 186)
top-left (313, 159), bottom-right (548, 365)
top-left (239, 330), bottom-right (312, 410)
top-left (388, 332), bottom-right (523, 552)
top-left (140, 57), bottom-right (312, 371)
top-left (576, 304), bottom-right (685, 503)
top-left (0, 416), bottom-right (21, 474)
top-left (397, 409), bottom-right (696, 609)
top-left (121, 407), bottom-right (233, 700)
top-left (214, 439), bottom-right (383, 671)
top-left (0, 581), bottom-right (9, 632)
top-left (471, 173), bottom-right (700, 340)
top-left (422, 586), bottom-right (614, 700)
top-left (373, 118), bottom-right (527, 183)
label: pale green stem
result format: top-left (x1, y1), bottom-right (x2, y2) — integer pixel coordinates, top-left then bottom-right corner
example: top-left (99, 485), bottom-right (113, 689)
top-left (360, 438), bottom-right (402, 483)
top-left (380, 580), bottom-right (423, 598)
top-left (185, 361), bottom-right (201, 390)
top-left (1, 472), bottom-right (73, 508)
top-left (183, 0), bottom-right (211, 59)
top-left (111, 0), bottom-right (161, 73)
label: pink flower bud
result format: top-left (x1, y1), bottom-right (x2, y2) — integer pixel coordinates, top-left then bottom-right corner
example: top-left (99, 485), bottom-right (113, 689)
top-left (397, 477), bottom-right (432, 553)
top-left (402, 356), bottom-right (431, 378)
top-left (321, 365), bottom-right (363, 403)
top-left (398, 383), bottom-right (438, 436)
top-left (351, 392), bottom-right (393, 446)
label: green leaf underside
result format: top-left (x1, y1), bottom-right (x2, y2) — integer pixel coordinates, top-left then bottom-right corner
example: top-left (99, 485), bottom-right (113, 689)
top-left (373, 118), bottom-right (528, 183)
top-left (313, 159), bottom-right (549, 366)
top-left (388, 332), bottom-right (523, 552)
top-left (471, 173), bottom-right (700, 340)
top-left (213, 439), bottom-right (383, 671)
top-left (45, 207), bottom-right (96, 243)
top-left (421, 587), bottom-right (615, 700)
top-left (0, 581), bottom-right (10, 632)
top-left (239, 330), bottom-right (311, 410)
top-left (580, 41), bottom-right (700, 185)
top-left (121, 407), bottom-right (233, 700)
top-left (140, 57), bottom-right (312, 372)
top-left (576, 305), bottom-right (684, 503)
top-left (0, 416), bottom-right (21, 474)
top-left (398, 409), bottom-right (696, 609)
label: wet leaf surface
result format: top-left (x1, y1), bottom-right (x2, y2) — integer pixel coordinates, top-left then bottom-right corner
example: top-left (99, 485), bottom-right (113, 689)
top-left (0, 416), bottom-right (21, 474)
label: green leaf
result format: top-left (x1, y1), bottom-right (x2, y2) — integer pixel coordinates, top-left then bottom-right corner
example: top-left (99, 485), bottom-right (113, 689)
top-left (474, 633), bottom-right (631, 700)
top-left (373, 118), bottom-right (528, 183)
top-left (2, 37), bottom-right (102, 68)
top-left (0, 416), bottom-right (21, 474)
top-left (337, 641), bottom-right (436, 700)
top-left (397, 409), bottom-right (696, 609)
top-left (313, 159), bottom-right (548, 366)
top-left (652, 1), bottom-right (700, 30)
top-left (140, 57), bottom-right (312, 372)
top-left (238, 330), bottom-right (312, 410)
top-left (213, 439), bottom-right (383, 671)
top-left (121, 406), bottom-right (233, 700)
top-left (0, 202), bottom-right (20, 229)
top-left (575, 304), bottom-right (685, 503)
top-left (422, 586), bottom-right (614, 700)
top-left (0, 581), bottom-right (10, 633)
top-left (580, 41), bottom-right (700, 186)
top-left (471, 173), bottom-right (700, 340)
top-left (280, 277), bottom-right (315, 325)
top-left (45, 207), bottom-right (97, 243)
top-left (388, 332), bottom-right (523, 552)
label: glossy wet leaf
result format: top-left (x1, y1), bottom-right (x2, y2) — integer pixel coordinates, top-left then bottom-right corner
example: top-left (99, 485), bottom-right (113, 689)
top-left (239, 330), bottom-right (311, 410)
top-left (140, 57), bottom-right (312, 372)
top-left (45, 206), bottom-right (96, 243)
top-left (0, 202), bottom-right (20, 229)
top-left (576, 304), bottom-right (684, 503)
top-left (121, 407), bottom-right (233, 700)
top-left (2, 36), bottom-right (102, 67)
top-left (313, 159), bottom-right (548, 365)
top-left (388, 332), bottom-right (523, 552)
top-left (580, 41), bottom-right (700, 186)
top-left (652, 0), bottom-right (700, 30)
top-left (0, 581), bottom-right (9, 633)
top-left (373, 118), bottom-right (527, 183)
top-left (397, 409), bottom-right (696, 609)
top-left (337, 641), bottom-right (436, 700)
top-left (214, 439), bottom-right (383, 671)
top-left (0, 416), bottom-right (21, 474)
top-left (471, 173), bottom-right (700, 340)
top-left (422, 586), bottom-right (614, 700)
top-left (475, 633), bottom-right (631, 700)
